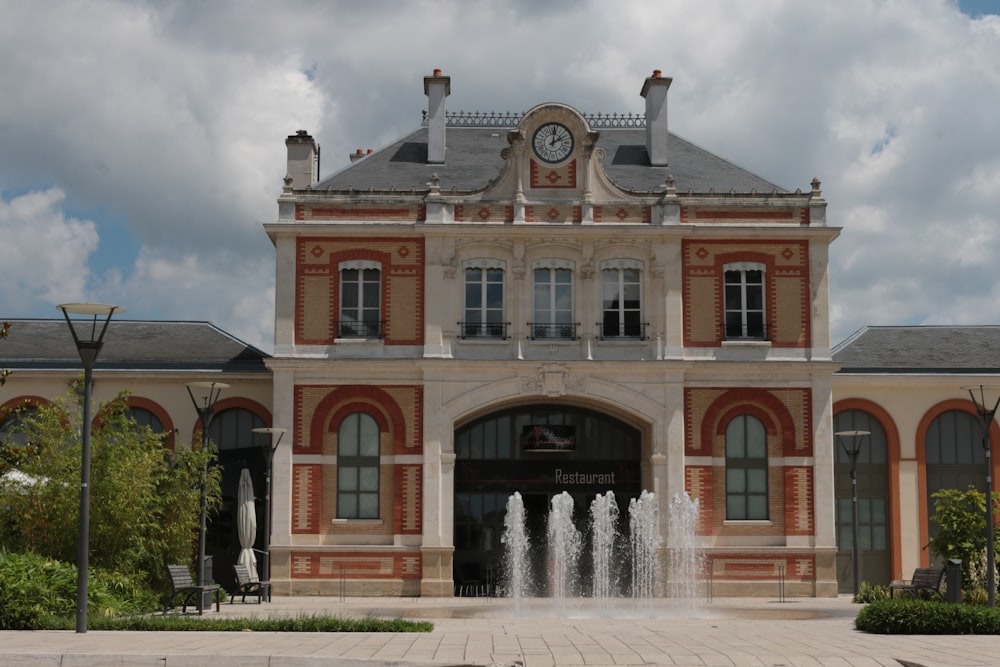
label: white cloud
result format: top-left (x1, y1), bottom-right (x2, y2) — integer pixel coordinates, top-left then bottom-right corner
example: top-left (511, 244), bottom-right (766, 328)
top-left (0, 0), bottom-right (998, 350)
top-left (0, 189), bottom-right (99, 311)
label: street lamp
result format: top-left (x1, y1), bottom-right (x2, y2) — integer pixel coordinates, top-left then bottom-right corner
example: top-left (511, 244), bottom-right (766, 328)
top-left (58, 303), bottom-right (124, 634)
top-left (186, 381), bottom-right (229, 612)
top-left (963, 384), bottom-right (1000, 608)
top-left (835, 429), bottom-right (870, 598)
top-left (251, 427), bottom-right (286, 591)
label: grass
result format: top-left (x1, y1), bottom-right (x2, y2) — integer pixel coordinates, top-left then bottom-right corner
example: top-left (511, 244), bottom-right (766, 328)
top-left (45, 612), bottom-right (434, 632)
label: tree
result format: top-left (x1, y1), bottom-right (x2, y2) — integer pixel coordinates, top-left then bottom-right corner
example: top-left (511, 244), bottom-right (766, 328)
top-left (926, 486), bottom-right (999, 594)
top-left (0, 383), bottom-right (221, 591)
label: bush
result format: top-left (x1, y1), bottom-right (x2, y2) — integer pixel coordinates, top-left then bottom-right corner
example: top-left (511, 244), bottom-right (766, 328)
top-left (856, 598), bottom-right (1000, 634)
top-left (0, 550), bottom-right (160, 629)
top-left (853, 581), bottom-right (890, 603)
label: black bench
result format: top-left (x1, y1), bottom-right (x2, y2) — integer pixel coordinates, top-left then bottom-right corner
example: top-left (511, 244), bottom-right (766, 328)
top-left (166, 564), bottom-right (221, 614)
top-left (232, 563), bottom-right (271, 603)
top-left (889, 567), bottom-right (945, 599)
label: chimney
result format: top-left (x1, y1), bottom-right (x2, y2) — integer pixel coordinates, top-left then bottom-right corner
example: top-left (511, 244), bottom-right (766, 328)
top-left (285, 130), bottom-right (319, 189)
top-left (640, 70), bottom-right (672, 167)
top-left (423, 68), bottom-right (451, 164)
top-left (349, 148), bottom-right (373, 163)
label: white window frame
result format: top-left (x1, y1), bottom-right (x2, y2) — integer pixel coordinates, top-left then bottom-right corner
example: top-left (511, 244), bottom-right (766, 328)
top-left (339, 260), bottom-right (382, 338)
top-left (531, 259), bottom-right (575, 339)
top-left (724, 262), bottom-right (766, 340)
top-left (463, 259), bottom-right (506, 338)
top-left (600, 259), bottom-right (643, 339)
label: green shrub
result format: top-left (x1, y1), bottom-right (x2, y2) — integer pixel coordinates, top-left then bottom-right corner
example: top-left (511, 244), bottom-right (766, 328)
top-left (88, 614), bottom-right (433, 632)
top-left (856, 598), bottom-right (1000, 634)
top-left (0, 551), bottom-right (160, 629)
top-left (853, 581), bottom-right (890, 603)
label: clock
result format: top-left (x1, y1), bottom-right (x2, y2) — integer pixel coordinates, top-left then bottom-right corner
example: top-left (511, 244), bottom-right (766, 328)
top-left (532, 122), bottom-right (574, 163)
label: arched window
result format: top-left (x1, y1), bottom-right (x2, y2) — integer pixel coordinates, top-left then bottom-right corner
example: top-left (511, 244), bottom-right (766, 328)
top-left (725, 414), bottom-right (768, 520)
top-left (925, 409), bottom-right (986, 539)
top-left (127, 407), bottom-right (165, 435)
top-left (337, 412), bottom-right (380, 519)
top-left (0, 405), bottom-right (38, 447)
top-left (208, 408), bottom-right (266, 450)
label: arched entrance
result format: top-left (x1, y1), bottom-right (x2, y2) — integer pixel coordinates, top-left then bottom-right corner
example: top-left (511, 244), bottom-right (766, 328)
top-left (453, 404), bottom-right (643, 596)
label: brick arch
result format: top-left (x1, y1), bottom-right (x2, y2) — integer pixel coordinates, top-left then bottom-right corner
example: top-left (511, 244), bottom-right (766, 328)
top-left (0, 395), bottom-right (51, 417)
top-left (702, 388), bottom-right (797, 457)
top-left (915, 398), bottom-right (1000, 567)
top-left (833, 398), bottom-right (903, 578)
top-left (308, 386), bottom-right (406, 456)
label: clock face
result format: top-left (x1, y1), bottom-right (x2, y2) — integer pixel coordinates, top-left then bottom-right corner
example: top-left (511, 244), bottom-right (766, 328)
top-left (532, 122), bottom-right (574, 163)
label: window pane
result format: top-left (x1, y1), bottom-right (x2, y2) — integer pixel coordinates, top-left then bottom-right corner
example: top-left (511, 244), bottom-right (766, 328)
top-left (726, 418), bottom-right (745, 457)
top-left (748, 496), bottom-right (768, 519)
top-left (746, 285), bottom-right (763, 310)
top-left (338, 494), bottom-right (357, 518)
top-left (359, 414), bottom-right (379, 456)
top-left (727, 496), bottom-right (745, 519)
top-left (338, 467), bottom-right (357, 491)
top-left (466, 283), bottom-right (481, 309)
top-left (339, 415), bottom-right (359, 456)
top-left (359, 493), bottom-right (379, 518)
top-left (746, 417), bottom-right (767, 458)
top-left (359, 467), bottom-right (379, 491)
top-left (727, 469), bottom-right (746, 493)
top-left (486, 283), bottom-right (503, 309)
top-left (747, 468), bottom-right (768, 493)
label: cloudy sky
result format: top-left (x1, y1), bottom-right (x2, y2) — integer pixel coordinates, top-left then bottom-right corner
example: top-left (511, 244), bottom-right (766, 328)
top-left (1, 0), bottom-right (998, 352)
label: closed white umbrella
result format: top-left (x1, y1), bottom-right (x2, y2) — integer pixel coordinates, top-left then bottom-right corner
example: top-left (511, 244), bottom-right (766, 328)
top-left (236, 468), bottom-right (258, 580)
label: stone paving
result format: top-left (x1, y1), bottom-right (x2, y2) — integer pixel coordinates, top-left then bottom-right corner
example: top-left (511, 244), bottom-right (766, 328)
top-left (1, 595), bottom-right (997, 667)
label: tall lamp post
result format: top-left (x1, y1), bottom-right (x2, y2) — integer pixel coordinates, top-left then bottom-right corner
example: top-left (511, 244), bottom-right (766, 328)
top-left (186, 381), bottom-right (229, 612)
top-left (251, 427), bottom-right (286, 589)
top-left (58, 303), bottom-right (124, 634)
top-left (835, 429), bottom-right (870, 598)
top-left (963, 384), bottom-right (999, 608)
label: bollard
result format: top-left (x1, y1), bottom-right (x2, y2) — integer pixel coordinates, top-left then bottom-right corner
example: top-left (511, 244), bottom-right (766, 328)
top-left (946, 559), bottom-right (962, 603)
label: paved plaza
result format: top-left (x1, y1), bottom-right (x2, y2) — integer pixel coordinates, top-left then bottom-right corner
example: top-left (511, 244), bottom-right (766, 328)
top-left (1, 594), bottom-right (996, 667)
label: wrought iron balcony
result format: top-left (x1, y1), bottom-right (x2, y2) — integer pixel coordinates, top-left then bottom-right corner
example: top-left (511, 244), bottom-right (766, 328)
top-left (334, 320), bottom-right (384, 339)
top-left (458, 322), bottom-right (509, 340)
top-left (597, 322), bottom-right (648, 341)
top-left (528, 322), bottom-right (580, 341)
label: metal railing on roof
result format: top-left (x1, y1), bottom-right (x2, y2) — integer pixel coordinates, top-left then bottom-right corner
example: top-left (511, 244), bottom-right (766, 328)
top-left (421, 111), bottom-right (646, 129)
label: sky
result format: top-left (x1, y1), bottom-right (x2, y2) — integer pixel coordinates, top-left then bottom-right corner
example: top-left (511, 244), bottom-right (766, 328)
top-left (1, 0), bottom-right (998, 352)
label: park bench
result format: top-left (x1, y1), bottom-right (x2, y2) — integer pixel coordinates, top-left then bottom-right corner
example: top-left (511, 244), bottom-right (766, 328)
top-left (232, 563), bottom-right (271, 603)
top-left (889, 566), bottom-right (945, 599)
top-left (165, 564), bottom-right (221, 614)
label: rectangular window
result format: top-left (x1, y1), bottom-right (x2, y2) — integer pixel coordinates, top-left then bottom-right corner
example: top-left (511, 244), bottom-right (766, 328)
top-left (724, 268), bottom-right (765, 339)
top-left (463, 267), bottom-right (505, 338)
top-left (339, 268), bottom-right (381, 338)
top-left (532, 267), bottom-right (574, 339)
top-left (601, 267), bottom-right (642, 338)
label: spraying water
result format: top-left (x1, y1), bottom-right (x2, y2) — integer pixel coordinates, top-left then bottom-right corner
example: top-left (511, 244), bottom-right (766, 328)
top-left (629, 490), bottom-right (661, 599)
top-left (547, 491), bottom-right (581, 611)
top-left (590, 491), bottom-right (619, 606)
top-left (501, 491), bottom-right (531, 611)
top-left (667, 492), bottom-right (703, 610)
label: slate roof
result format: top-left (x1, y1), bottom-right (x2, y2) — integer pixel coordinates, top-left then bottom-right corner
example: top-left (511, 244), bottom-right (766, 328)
top-left (317, 125), bottom-right (786, 194)
top-left (0, 320), bottom-right (269, 373)
top-left (833, 326), bottom-right (1000, 374)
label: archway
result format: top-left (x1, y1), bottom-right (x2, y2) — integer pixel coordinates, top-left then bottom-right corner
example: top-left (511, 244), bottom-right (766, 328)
top-left (453, 403), bottom-right (643, 596)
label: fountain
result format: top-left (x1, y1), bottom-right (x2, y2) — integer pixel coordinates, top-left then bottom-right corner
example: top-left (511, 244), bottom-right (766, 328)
top-left (590, 491), bottom-right (619, 607)
top-left (499, 488), bottom-right (703, 615)
top-left (547, 491), bottom-right (581, 612)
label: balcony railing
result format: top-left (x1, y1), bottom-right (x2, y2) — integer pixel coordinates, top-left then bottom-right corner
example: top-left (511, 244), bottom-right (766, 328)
top-left (723, 321), bottom-right (768, 341)
top-left (528, 322), bottom-right (580, 341)
top-left (597, 322), bottom-right (648, 341)
top-left (334, 320), bottom-right (384, 339)
top-left (458, 322), bottom-right (509, 340)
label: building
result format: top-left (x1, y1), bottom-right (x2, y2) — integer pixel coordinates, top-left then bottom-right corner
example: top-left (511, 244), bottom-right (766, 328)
top-left (832, 325), bottom-right (1000, 593)
top-left (4, 73), bottom-right (996, 599)
top-left (0, 319), bottom-right (273, 594)
top-left (264, 70), bottom-right (841, 597)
